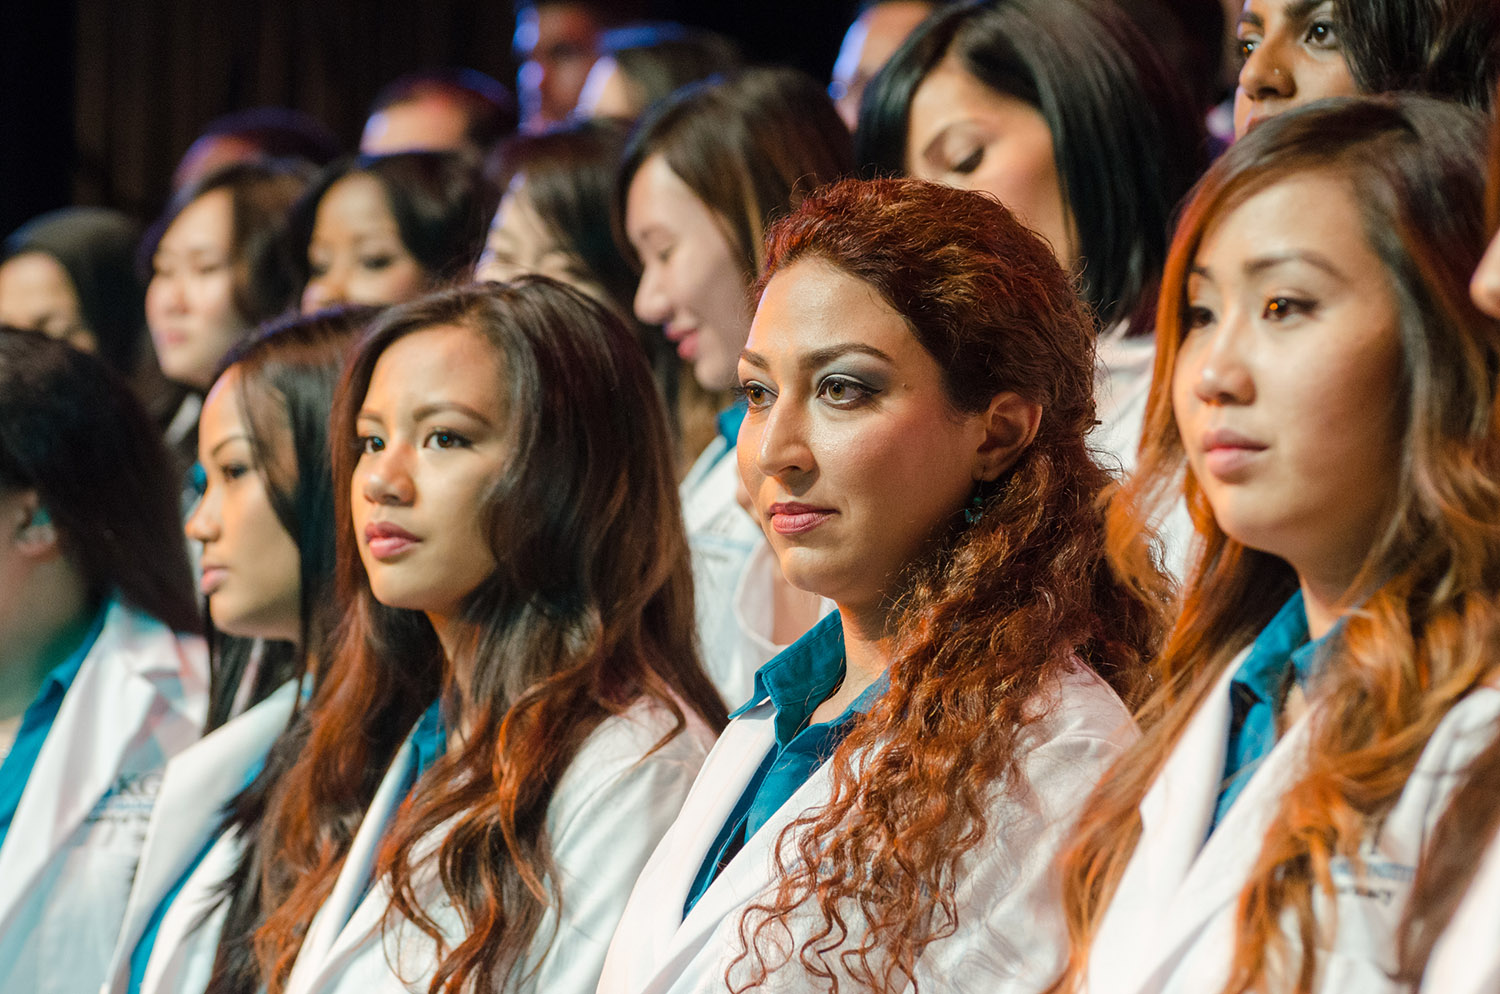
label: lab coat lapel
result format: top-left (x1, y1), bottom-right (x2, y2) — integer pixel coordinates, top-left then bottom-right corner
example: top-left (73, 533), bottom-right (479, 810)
top-left (0, 603), bottom-right (205, 935)
top-left (642, 705), bottom-right (776, 968)
top-left (674, 713), bottom-right (836, 967)
top-left (1088, 652), bottom-right (1242, 993)
top-left (109, 680), bottom-right (298, 984)
top-left (284, 736), bottom-right (419, 994)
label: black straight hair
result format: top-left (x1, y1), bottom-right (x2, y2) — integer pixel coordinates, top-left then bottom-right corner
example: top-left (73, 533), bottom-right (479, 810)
top-left (1335, 0), bottom-right (1500, 112)
top-left (855, 0), bottom-right (1209, 334)
top-left (0, 327), bottom-right (199, 634)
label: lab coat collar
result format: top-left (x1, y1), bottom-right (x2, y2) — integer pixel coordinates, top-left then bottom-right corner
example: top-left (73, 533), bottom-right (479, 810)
top-left (106, 679), bottom-right (298, 988)
top-left (0, 599), bottom-right (207, 936)
top-left (1090, 644), bottom-right (1318, 993)
top-left (284, 717), bottom-right (449, 994)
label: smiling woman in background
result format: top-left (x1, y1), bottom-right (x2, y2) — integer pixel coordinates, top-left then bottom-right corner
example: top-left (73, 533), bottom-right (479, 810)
top-left (617, 67), bottom-right (854, 707)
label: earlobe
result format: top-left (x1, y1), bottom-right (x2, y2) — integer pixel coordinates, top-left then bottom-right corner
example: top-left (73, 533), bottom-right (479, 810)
top-left (974, 392), bottom-right (1042, 482)
top-left (13, 497), bottom-right (59, 558)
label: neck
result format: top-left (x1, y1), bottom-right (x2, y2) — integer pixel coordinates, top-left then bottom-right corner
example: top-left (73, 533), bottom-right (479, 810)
top-left (1296, 569), bottom-right (1357, 640)
top-left (0, 590), bottom-right (96, 723)
top-left (429, 611), bottom-right (477, 731)
top-left (836, 600), bottom-right (896, 695)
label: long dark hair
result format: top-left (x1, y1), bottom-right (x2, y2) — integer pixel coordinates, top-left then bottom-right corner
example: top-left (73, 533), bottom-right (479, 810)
top-left (855, 0), bottom-right (1208, 335)
top-left (732, 177), bottom-right (1167, 993)
top-left (1055, 95), bottom-right (1499, 994)
top-left (255, 280), bottom-right (726, 993)
top-left (0, 327), bottom-right (199, 634)
top-left (1335, 0), bottom-right (1500, 112)
top-left (193, 305), bottom-right (371, 994)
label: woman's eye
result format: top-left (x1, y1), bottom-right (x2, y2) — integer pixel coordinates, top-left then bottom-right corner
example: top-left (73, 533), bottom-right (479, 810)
top-left (360, 255), bottom-right (396, 272)
top-left (307, 261), bottom-right (329, 279)
top-left (819, 376), bottom-right (874, 406)
top-left (219, 462), bottom-right (250, 482)
top-left (1186, 304), bottom-right (1215, 331)
top-left (1236, 36), bottom-right (1258, 63)
top-left (427, 429), bottom-right (469, 449)
top-left (358, 434), bottom-right (384, 454)
top-left (738, 382), bottom-right (773, 408)
top-left (1263, 296), bottom-right (1314, 321)
top-left (951, 146), bottom-right (984, 175)
top-left (1305, 19), bottom-right (1338, 47)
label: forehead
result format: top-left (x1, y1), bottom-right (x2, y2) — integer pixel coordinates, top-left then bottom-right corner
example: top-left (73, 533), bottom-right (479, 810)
top-left (199, 365), bottom-right (250, 441)
top-left (625, 155), bottom-right (717, 236)
top-left (748, 256), bottom-right (916, 358)
top-left (1194, 171), bottom-right (1368, 271)
top-left (316, 173), bottom-right (399, 233)
top-left (162, 187), bottom-right (234, 250)
top-left (0, 252), bottom-right (76, 301)
top-left (363, 323), bottom-right (506, 412)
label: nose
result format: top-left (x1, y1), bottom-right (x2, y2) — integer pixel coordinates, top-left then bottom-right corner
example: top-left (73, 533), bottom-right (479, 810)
top-left (151, 273), bottom-right (188, 316)
top-left (184, 482), bottom-right (218, 544)
top-left (633, 263), bottom-right (670, 326)
top-left (1472, 234), bottom-right (1500, 320)
top-left (359, 444), bottom-right (415, 506)
top-left (1187, 311), bottom-right (1256, 407)
top-left (1237, 38), bottom-right (1296, 107)
top-left (302, 268), bottom-right (348, 314)
top-left (751, 392), bottom-right (816, 485)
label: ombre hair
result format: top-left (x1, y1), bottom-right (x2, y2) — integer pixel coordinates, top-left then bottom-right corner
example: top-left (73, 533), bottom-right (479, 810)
top-left (1053, 95), bottom-right (1500, 994)
top-left (254, 280), bottom-right (726, 993)
top-left (730, 177), bottom-right (1167, 993)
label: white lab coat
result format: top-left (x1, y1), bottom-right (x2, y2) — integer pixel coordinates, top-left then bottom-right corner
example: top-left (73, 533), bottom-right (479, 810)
top-left (281, 696), bottom-right (717, 994)
top-left (99, 678), bottom-right (299, 994)
top-left (681, 435), bottom-right (778, 709)
top-left (1092, 322), bottom-right (1194, 582)
top-left (1419, 822), bottom-right (1500, 994)
top-left (1085, 652), bottom-right (1500, 994)
top-left (597, 663), bottom-right (1137, 994)
top-left (0, 600), bottom-right (208, 994)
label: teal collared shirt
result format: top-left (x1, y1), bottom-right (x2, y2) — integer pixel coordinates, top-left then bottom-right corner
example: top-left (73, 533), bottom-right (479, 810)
top-left (1211, 591), bottom-right (1328, 831)
top-left (0, 604), bottom-right (108, 855)
top-left (683, 612), bottom-right (887, 917)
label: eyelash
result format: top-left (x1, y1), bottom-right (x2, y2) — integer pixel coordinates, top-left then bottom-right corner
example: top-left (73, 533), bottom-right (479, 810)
top-left (219, 462), bottom-right (250, 482)
top-left (1263, 296), bottom-right (1315, 321)
top-left (951, 147), bottom-right (984, 175)
top-left (732, 376), bottom-right (878, 409)
top-left (427, 428), bottom-right (469, 449)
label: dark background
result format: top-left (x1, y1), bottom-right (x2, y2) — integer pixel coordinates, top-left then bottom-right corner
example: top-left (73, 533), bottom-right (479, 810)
top-left (0, 0), bottom-right (858, 238)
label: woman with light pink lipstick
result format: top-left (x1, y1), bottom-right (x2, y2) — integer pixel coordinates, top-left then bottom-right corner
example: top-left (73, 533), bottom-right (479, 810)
top-left (1052, 95), bottom-right (1500, 994)
top-left (598, 176), bottom-right (1165, 994)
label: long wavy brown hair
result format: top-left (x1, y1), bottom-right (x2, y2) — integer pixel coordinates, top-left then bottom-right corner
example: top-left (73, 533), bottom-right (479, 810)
top-left (253, 280), bottom-right (727, 994)
top-left (1051, 95), bottom-right (1500, 994)
top-left (727, 177), bottom-right (1170, 993)
top-left (1394, 82), bottom-right (1500, 984)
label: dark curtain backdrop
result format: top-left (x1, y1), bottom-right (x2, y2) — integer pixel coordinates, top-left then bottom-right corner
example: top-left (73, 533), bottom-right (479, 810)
top-left (0, 0), bottom-right (853, 236)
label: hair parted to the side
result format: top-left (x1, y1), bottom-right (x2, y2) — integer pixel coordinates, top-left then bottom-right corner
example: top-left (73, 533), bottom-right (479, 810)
top-left (0, 327), bottom-right (200, 635)
top-left (144, 159), bottom-right (315, 326)
top-left (289, 151), bottom-right (496, 289)
top-left (1394, 81), bottom-right (1500, 985)
top-left (1051, 94), bottom-right (1500, 994)
top-left (254, 280), bottom-right (726, 994)
top-left (854, 0), bottom-right (1208, 336)
top-left (728, 177), bottom-right (1169, 994)
top-left (614, 66), bottom-right (854, 284)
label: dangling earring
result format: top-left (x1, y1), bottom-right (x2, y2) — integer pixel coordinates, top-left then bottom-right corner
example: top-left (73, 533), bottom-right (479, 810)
top-left (963, 489), bottom-right (986, 527)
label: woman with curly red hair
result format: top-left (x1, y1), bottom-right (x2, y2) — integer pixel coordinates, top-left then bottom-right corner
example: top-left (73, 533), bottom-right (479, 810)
top-left (1050, 94), bottom-right (1500, 994)
top-left (597, 176), bottom-right (1168, 994)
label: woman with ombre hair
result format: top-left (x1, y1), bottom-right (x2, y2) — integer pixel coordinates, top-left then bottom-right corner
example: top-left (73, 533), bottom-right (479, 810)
top-left (598, 176), bottom-right (1165, 994)
top-left (253, 280), bottom-right (724, 994)
top-left (1050, 94), bottom-right (1500, 994)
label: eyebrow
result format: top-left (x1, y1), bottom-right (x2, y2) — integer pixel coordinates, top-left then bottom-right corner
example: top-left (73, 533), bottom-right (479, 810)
top-left (413, 401), bottom-right (495, 426)
top-left (739, 342), bottom-right (896, 372)
top-left (208, 434), bottom-right (249, 459)
top-left (1190, 249), bottom-right (1345, 283)
top-left (1240, 0), bottom-right (1329, 28)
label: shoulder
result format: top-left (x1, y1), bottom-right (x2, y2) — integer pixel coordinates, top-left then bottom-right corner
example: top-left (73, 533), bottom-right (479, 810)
top-left (1011, 664), bottom-right (1139, 813)
top-left (550, 696), bottom-right (716, 825)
